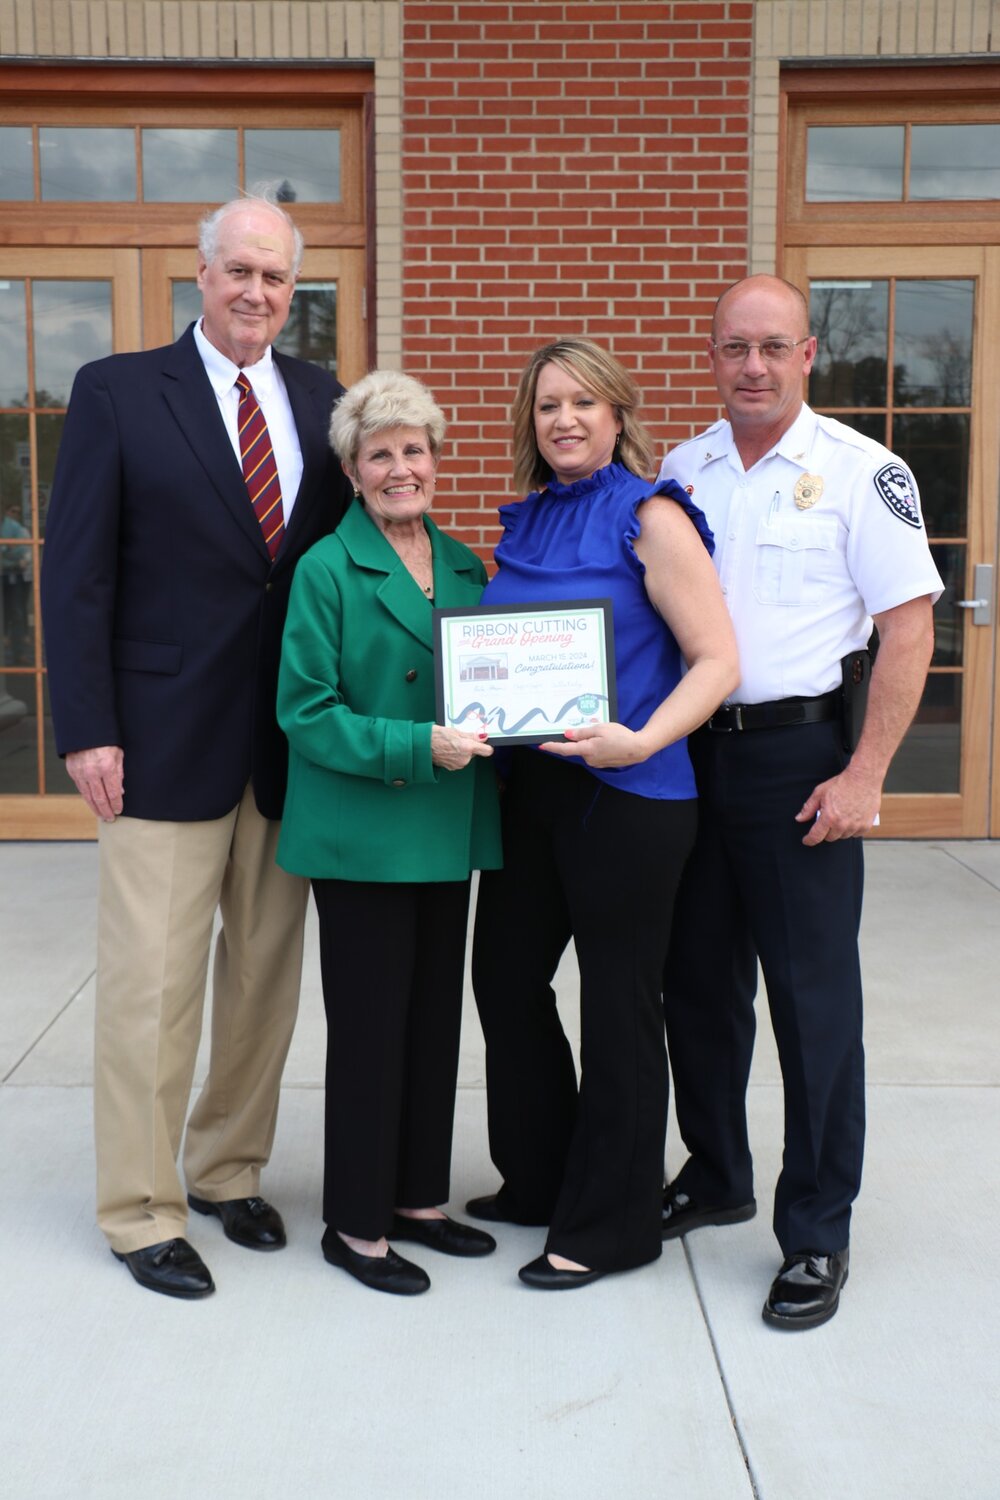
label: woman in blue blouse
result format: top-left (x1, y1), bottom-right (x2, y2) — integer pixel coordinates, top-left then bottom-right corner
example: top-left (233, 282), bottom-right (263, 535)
top-left (467, 338), bottom-right (739, 1288)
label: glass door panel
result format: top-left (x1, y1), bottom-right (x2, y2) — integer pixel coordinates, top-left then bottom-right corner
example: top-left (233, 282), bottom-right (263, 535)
top-left (0, 249), bottom-right (139, 839)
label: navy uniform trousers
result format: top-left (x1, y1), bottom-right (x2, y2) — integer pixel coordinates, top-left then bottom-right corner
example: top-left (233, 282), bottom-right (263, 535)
top-left (663, 718), bottom-right (865, 1256)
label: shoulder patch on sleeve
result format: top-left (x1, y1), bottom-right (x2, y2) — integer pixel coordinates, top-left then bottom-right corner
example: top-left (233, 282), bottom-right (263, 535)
top-left (874, 463), bottom-right (922, 529)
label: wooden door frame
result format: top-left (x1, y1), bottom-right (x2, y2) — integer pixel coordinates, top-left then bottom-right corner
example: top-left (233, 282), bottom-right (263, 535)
top-left (785, 244), bottom-right (1000, 839)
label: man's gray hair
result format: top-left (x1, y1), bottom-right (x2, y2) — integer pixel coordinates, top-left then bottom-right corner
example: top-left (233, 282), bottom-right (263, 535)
top-left (329, 371), bottom-right (447, 469)
top-left (198, 183), bottom-right (305, 278)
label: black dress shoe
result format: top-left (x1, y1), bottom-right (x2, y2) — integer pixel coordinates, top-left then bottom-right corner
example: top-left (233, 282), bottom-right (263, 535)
top-left (112, 1238), bottom-right (215, 1300)
top-left (518, 1254), bottom-right (606, 1290)
top-left (465, 1191), bottom-right (549, 1227)
top-left (391, 1213), bottom-right (496, 1257)
top-left (762, 1248), bottom-right (849, 1330)
top-left (661, 1184), bottom-right (756, 1241)
top-left (187, 1193), bottom-right (286, 1251)
top-left (321, 1228), bottom-right (430, 1295)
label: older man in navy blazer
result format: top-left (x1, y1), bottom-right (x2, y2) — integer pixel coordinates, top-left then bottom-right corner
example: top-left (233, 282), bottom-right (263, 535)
top-left (42, 191), bottom-right (350, 1299)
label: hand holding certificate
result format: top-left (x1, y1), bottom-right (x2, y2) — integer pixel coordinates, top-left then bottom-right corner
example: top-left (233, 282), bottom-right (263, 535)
top-left (434, 600), bottom-right (617, 747)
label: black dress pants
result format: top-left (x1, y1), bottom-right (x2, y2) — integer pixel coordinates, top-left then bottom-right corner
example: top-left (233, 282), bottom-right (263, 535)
top-left (663, 720), bottom-right (865, 1256)
top-left (472, 751), bottom-right (696, 1272)
top-left (312, 877), bottom-right (471, 1241)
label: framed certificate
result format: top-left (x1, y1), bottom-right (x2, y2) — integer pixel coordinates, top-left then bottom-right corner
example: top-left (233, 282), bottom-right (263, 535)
top-left (433, 599), bottom-right (617, 746)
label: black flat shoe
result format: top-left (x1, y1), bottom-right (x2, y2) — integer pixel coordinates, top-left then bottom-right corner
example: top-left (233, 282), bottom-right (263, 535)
top-left (112, 1238), bottom-right (215, 1299)
top-left (391, 1213), bottom-right (496, 1257)
top-left (762, 1247), bottom-right (849, 1330)
top-left (321, 1229), bottom-right (430, 1296)
top-left (661, 1184), bottom-right (756, 1241)
top-left (188, 1193), bottom-right (286, 1251)
top-left (518, 1254), bottom-right (605, 1290)
top-left (465, 1191), bottom-right (549, 1227)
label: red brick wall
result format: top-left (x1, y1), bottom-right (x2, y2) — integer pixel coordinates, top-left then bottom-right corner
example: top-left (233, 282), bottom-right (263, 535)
top-left (400, 0), bottom-right (754, 554)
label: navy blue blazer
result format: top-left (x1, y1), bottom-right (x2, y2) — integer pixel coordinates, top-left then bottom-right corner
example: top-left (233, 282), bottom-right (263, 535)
top-left (42, 325), bottom-right (351, 821)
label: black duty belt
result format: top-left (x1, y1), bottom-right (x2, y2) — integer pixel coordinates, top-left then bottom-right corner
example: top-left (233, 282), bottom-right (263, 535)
top-left (705, 689), bottom-right (841, 733)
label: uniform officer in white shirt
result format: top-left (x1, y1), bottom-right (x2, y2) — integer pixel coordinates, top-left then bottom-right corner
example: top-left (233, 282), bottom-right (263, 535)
top-left (658, 274), bottom-right (943, 1329)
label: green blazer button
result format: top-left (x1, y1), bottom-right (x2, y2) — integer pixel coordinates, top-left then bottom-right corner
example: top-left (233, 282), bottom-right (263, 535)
top-left (405, 669), bottom-right (417, 682)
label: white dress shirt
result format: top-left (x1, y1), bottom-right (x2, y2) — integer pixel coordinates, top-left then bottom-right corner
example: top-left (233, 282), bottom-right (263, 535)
top-left (194, 319), bottom-right (304, 521)
top-left (659, 404), bottom-right (944, 704)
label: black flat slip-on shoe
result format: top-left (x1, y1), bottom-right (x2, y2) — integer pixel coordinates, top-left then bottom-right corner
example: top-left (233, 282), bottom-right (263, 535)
top-left (518, 1254), bottom-right (606, 1290)
top-left (112, 1238), bottom-right (215, 1300)
top-left (661, 1186), bottom-right (757, 1241)
top-left (321, 1229), bottom-right (430, 1296)
top-left (391, 1213), bottom-right (496, 1257)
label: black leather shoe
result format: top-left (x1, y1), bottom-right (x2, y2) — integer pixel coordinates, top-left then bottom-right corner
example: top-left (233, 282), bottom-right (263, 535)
top-left (762, 1248), bottom-right (849, 1330)
top-left (518, 1254), bottom-right (605, 1290)
top-left (187, 1193), bottom-right (286, 1251)
top-left (391, 1213), bottom-right (496, 1257)
top-left (465, 1191), bottom-right (549, 1227)
top-left (321, 1229), bottom-right (430, 1295)
top-left (661, 1184), bottom-right (756, 1240)
top-left (112, 1238), bottom-right (215, 1300)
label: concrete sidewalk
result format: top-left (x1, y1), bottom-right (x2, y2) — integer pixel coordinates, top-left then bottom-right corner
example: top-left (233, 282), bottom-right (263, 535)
top-left (1, 840), bottom-right (998, 1499)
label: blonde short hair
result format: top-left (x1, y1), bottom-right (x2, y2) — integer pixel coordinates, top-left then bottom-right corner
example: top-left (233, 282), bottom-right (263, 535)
top-left (511, 338), bottom-right (657, 495)
top-left (329, 370), bottom-right (447, 469)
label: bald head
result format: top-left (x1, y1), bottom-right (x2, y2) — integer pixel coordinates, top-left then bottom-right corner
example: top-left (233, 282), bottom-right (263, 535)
top-left (712, 276), bottom-right (809, 341)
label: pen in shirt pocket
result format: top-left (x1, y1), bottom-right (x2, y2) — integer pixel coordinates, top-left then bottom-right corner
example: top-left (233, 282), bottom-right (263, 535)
top-left (769, 490), bottom-right (781, 519)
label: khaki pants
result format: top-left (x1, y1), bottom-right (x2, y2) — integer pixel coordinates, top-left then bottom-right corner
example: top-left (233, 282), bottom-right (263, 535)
top-left (94, 784), bottom-right (309, 1254)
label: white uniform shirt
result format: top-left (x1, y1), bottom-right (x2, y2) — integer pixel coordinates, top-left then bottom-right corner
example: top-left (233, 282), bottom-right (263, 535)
top-left (194, 319), bottom-right (304, 521)
top-left (658, 404), bottom-right (944, 704)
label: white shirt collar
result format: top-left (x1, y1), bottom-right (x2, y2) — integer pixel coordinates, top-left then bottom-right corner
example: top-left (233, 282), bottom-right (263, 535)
top-left (193, 318), bottom-right (278, 399)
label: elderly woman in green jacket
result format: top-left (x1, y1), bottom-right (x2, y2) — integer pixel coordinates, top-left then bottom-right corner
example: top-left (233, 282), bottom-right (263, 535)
top-left (277, 371), bottom-right (501, 1296)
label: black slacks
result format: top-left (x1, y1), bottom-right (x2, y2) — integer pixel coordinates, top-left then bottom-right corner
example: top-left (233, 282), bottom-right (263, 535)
top-left (472, 751), bottom-right (697, 1272)
top-left (663, 720), bottom-right (865, 1256)
top-left (312, 876), bottom-right (471, 1241)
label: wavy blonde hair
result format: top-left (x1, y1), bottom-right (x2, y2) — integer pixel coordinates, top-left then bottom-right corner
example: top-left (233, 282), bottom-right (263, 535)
top-left (511, 338), bottom-right (657, 494)
top-left (329, 369), bottom-right (447, 470)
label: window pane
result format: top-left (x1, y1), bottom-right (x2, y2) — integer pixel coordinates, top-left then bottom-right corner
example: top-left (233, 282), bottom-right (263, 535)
top-left (806, 126), bottom-right (904, 202)
top-left (274, 283), bottom-right (338, 376)
top-left (172, 281), bottom-right (202, 342)
top-left (0, 667), bottom-right (36, 790)
top-left (929, 544), bottom-right (964, 669)
top-left (893, 280), bottom-right (973, 407)
top-left (142, 128), bottom-right (238, 203)
top-left (884, 674), bottom-right (960, 794)
top-left (911, 125), bottom-right (1000, 201)
top-left (40, 127), bottom-right (136, 202)
top-left (244, 129), bottom-right (340, 203)
top-left (0, 127), bottom-right (33, 200)
top-left (41, 678), bottom-right (65, 795)
top-left (32, 283), bottom-right (113, 408)
top-left (809, 280), bottom-right (888, 406)
top-left (892, 413), bottom-right (969, 537)
top-left (0, 280), bottom-right (29, 406)
top-left (36, 413), bottom-right (65, 539)
top-left (1, 414), bottom-right (33, 671)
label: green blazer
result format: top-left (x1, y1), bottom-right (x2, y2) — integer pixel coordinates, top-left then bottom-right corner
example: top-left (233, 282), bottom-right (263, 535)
top-left (276, 499), bottom-right (502, 882)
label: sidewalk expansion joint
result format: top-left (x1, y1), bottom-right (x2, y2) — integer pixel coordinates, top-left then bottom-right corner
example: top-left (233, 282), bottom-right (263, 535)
top-left (1, 971), bottom-right (94, 1084)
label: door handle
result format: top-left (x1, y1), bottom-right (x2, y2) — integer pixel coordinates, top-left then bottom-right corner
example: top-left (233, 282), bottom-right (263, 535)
top-left (956, 564), bottom-right (993, 626)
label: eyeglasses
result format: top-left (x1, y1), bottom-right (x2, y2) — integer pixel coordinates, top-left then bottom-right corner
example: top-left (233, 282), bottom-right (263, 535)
top-left (711, 338), bottom-right (811, 363)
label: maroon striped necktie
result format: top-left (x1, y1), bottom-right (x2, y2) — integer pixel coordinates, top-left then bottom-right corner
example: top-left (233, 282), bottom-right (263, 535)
top-left (235, 372), bottom-right (284, 559)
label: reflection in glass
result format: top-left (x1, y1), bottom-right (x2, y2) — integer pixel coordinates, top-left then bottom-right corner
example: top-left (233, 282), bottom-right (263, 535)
top-left (36, 414), bottom-right (66, 538)
top-left (39, 127), bottom-right (136, 201)
top-left (0, 280), bottom-right (29, 406)
top-left (843, 411), bottom-right (888, 447)
top-left (884, 674), bottom-right (960, 794)
top-left (809, 281), bottom-right (888, 406)
top-left (275, 284), bottom-right (338, 376)
top-left (929, 544), bottom-right (964, 669)
top-left (894, 281), bottom-right (973, 407)
top-left (172, 281), bottom-right (202, 342)
top-left (33, 283), bottom-right (113, 408)
top-left (806, 126), bottom-right (904, 202)
top-left (0, 666), bottom-right (37, 791)
top-left (892, 413), bottom-right (969, 537)
top-left (0, 127), bottom-right (33, 200)
top-left (245, 130), bottom-right (340, 203)
top-left (42, 678), bottom-right (66, 795)
top-left (0, 540), bottom-right (35, 663)
top-left (142, 128), bottom-right (238, 202)
top-left (911, 125), bottom-right (1000, 201)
